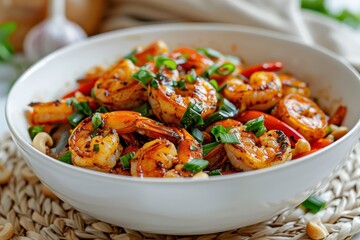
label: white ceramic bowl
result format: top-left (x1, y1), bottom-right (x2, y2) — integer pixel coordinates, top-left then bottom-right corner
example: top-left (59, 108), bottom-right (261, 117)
top-left (6, 23), bottom-right (360, 235)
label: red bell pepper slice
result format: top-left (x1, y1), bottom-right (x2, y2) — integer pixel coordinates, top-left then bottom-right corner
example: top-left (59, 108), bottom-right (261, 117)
top-left (235, 110), bottom-right (305, 147)
top-left (241, 61), bottom-right (283, 78)
top-left (292, 138), bottom-right (332, 159)
top-left (62, 77), bottom-right (98, 99)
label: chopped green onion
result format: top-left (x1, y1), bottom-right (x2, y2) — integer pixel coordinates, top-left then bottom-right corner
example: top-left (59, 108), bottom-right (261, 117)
top-left (124, 49), bottom-right (138, 64)
top-left (172, 81), bottom-right (178, 87)
top-left (68, 112), bottom-right (86, 127)
top-left (186, 69), bottom-right (197, 83)
top-left (203, 63), bottom-right (220, 78)
top-left (155, 55), bottom-right (177, 70)
top-left (92, 112), bottom-right (102, 130)
top-left (93, 144), bottom-right (100, 152)
top-left (69, 98), bottom-right (93, 116)
top-left (211, 125), bottom-right (229, 142)
top-left (219, 133), bottom-right (240, 144)
top-left (244, 116), bottom-right (267, 137)
top-left (132, 66), bottom-right (156, 87)
top-left (218, 83), bottom-right (228, 92)
top-left (180, 103), bottom-right (204, 129)
top-left (190, 145), bottom-right (198, 151)
top-left (225, 55), bottom-right (241, 65)
top-left (202, 142), bottom-right (220, 156)
top-left (91, 88), bottom-right (95, 98)
top-left (301, 195), bottom-right (327, 213)
top-left (215, 63), bottom-right (236, 76)
top-left (133, 103), bottom-right (152, 117)
top-left (58, 151), bottom-right (72, 164)
top-left (146, 55), bottom-right (154, 61)
top-left (208, 169), bottom-right (222, 176)
top-left (90, 132), bottom-right (97, 138)
top-left (120, 152), bottom-right (135, 170)
top-left (150, 79), bottom-right (159, 89)
top-left (96, 106), bottom-right (109, 113)
top-left (178, 79), bottom-right (187, 90)
top-left (182, 158), bottom-right (209, 173)
top-left (191, 128), bottom-right (204, 144)
top-left (255, 125), bottom-right (267, 137)
top-left (209, 79), bottom-right (219, 91)
top-left (28, 126), bottom-right (44, 140)
top-left (196, 47), bottom-right (223, 59)
top-left (204, 98), bottom-right (238, 127)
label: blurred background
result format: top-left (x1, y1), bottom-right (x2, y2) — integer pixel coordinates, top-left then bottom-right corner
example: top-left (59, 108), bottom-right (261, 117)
top-left (0, 0), bottom-right (360, 135)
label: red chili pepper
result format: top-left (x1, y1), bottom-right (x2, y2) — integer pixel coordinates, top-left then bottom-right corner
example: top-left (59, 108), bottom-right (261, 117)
top-left (328, 105), bottom-right (347, 125)
top-left (241, 61), bottom-right (283, 78)
top-left (310, 138), bottom-right (332, 150)
top-left (235, 110), bottom-right (305, 147)
top-left (62, 78), bottom-right (98, 99)
top-left (292, 149), bottom-right (318, 159)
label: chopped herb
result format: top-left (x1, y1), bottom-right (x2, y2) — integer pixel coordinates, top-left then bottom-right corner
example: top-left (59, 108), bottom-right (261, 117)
top-left (209, 79), bottom-right (219, 91)
top-left (68, 112), bottom-right (86, 127)
top-left (90, 132), bottom-right (97, 138)
top-left (180, 103), bottom-right (204, 129)
top-left (68, 98), bottom-right (93, 116)
top-left (58, 151), bottom-right (72, 164)
top-left (202, 142), bottom-right (220, 156)
top-left (96, 106), bottom-right (109, 113)
top-left (132, 66), bottom-right (156, 87)
top-left (208, 169), bottom-right (222, 176)
top-left (211, 125), bottom-right (231, 142)
top-left (28, 126), bottom-right (44, 140)
top-left (204, 98), bottom-right (238, 127)
top-left (301, 195), bottom-right (327, 213)
top-left (218, 83), bottom-right (228, 92)
top-left (215, 63), bottom-right (236, 76)
top-left (155, 55), bottom-right (177, 70)
top-left (178, 79), bottom-right (187, 90)
top-left (93, 144), bottom-right (100, 152)
top-left (244, 116), bottom-right (267, 137)
top-left (120, 152), bottom-right (135, 170)
top-left (150, 79), bottom-right (159, 89)
top-left (175, 53), bottom-right (189, 64)
top-left (133, 103), bottom-right (153, 117)
top-left (203, 63), bottom-right (220, 78)
top-left (196, 47), bottom-right (223, 59)
top-left (182, 158), bottom-right (209, 173)
top-left (186, 69), bottom-right (197, 83)
top-left (124, 48), bottom-right (138, 63)
top-left (191, 128), bottom-right (204, 144)
top-left (146, 55), bottom-right (154, 61)
top-left (92, 112), bottom-right (102, 130)
top-left (219, 133), bottom-right (240, 144)
top-left (91, 88), bottom-right (95, 98)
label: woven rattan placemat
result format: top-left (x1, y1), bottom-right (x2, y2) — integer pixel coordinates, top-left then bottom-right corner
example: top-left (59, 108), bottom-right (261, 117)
top-left (1, 134), bottom-right (360, 240)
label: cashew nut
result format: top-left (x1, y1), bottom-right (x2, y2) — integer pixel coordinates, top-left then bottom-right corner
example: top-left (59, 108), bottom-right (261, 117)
top-left (192, 172), bottom-right (209, 179)
top-left (32, 132), bottom-right (53, 154)
top-left (330, 125), bottom-right (348, 140)
top-left (292, 139), bottom-right (311, 156)
top-left (0, 222), bottom-right (14, 240)
top-left (306, 217), bottom-right (329, 240)
top-left (0, 164), bottom-right (12, 186)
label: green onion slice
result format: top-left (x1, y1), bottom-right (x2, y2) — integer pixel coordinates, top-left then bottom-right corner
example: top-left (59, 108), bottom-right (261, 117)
top-left (96, 106), bottom-right (110, 113)
top-left (58, 151), bottom-right (72, 164)
top-left (190, 145), bottom-right (198, 151)
top-left (301, 195), bottom-right (327, 213)
top-left (219, 133), bottom-right (240, 144)
top-left (210, 125), bottom-right (230, 142)
top-left (244, 116), bottom-right (267, 137)
top-left (150, 79), bottom-right (159, 89)
top-left (204, 98), bottom-right (238, 127)
top-left (92, 112), bottom-right (102, 130)
top-left (208, 169), bottom-right (222, 176)
top-left (28, 126), bottom-right (44, 140)
top-left (186, 69), bottom-right (197, 83)
top-left (68, 112), bottom-right (86, 127)
top-left (204, 63), bottom-right (220, 78)
top-left (255, 125), bottom-right (267, 137)
top-left (93, 144), bottom-right (100, 152)
top-left (123, 48), bottom-right (138, 64)
top-left (215, 63), bottom-right (236, 76)
top-left (182, 158), bottom-right (209, 173)
top-left (69, 98), bottom-right (93, 116)
top-left (196, 47), bottom-right (223, 59)
top-left (202, 142), bottom-right (220, 156)
top-left (155, 55), bottom-right (177, 70)
top-left (191, 128), bottom-right (204, 144)
top-left (180, 103), bottom-right (204, 129)
top-left (133, 103), bottom-right (153, 117)
top-left (132, 66), bottom-right (156, 87)
top-left (178, 79), bottom-right (187, 90)
top-left (120, 152), bottom-right (135, 170)
top-left (209, 79), bottom-right (219, 91)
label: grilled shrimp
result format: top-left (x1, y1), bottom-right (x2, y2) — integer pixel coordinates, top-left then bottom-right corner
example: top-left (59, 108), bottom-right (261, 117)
top-left (69, 111), bottom-right (181, 172)
top-left (225, 127), bottom-right (292, 171)
top-left (93, 59), bottom-right (147, 110)
top-left (133, 40), bottom-right (169, 67)
top-left (131, 128), bottom-right (202, 177)
top-left (271, 93), bottom-right (328, 141)
top-left (148, 74), bottom-right (218, 125)
top-left (278, 74), bottom-right (310, 97)
top-left (170, 48), bottom-right (213, 75)
top-left (224, 71), bottom-right (282, 111)
top-left (29, 95), bottom-right (97, 125)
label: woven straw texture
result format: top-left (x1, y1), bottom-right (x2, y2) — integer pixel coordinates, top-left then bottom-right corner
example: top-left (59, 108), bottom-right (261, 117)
top-left (1, 134), bottom-right (360, 240)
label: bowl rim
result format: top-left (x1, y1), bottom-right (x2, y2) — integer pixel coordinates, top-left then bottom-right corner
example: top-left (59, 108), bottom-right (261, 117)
top-left (6, 22), bottom-right (360, 183)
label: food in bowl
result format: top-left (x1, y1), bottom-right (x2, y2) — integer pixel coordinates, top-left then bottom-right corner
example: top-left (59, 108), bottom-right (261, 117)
top-left (27, 40), bottom-right (348, 178)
